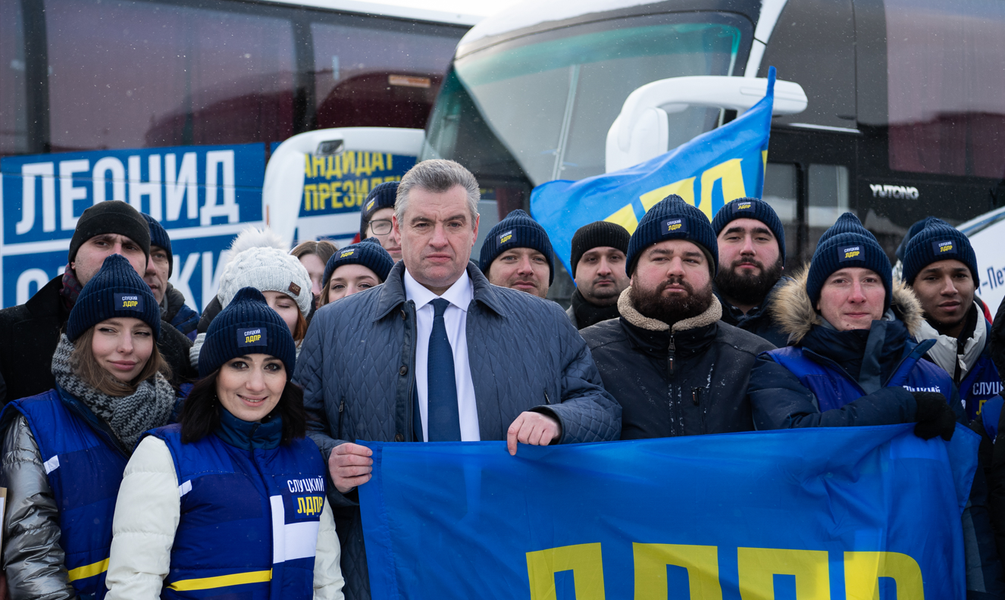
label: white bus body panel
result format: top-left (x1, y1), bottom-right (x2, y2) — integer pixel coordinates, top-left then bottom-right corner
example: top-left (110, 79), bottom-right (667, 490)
top-left (263, 127), bottom-right (424, 248)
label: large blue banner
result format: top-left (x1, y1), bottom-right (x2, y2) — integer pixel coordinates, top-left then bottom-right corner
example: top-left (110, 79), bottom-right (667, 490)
top-left (531, 69), bottom-right (776, 276)
top-left (0, 144), bottom-right (264, 310)
top-left (360, 424), bottom-right (978, 599)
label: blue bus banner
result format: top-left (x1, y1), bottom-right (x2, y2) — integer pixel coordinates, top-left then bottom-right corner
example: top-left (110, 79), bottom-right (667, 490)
top-left (360, 423), bottom-right (978, 600)
top-left (531, 68), bottom-right (776, 276)
top-left (0, 144), bottom-right (265, 310)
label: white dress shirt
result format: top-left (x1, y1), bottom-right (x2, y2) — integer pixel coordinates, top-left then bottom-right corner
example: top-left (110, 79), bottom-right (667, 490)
top-left (404, 269), bottom-right (480, 441)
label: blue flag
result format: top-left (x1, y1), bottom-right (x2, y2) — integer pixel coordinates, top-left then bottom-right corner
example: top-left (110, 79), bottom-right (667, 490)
top-left (359, 424), bottom-right (978, 600)
top-left (531, 68), bottom-right (777, 276)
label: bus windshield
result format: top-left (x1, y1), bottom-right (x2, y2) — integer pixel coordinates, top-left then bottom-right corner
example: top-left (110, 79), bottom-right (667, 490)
top-left (422, 12), bottom-right (748, 194)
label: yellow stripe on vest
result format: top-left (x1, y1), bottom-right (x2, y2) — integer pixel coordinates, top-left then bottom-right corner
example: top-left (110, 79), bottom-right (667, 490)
top-left (67, 557), bottom-right (109, 582)
top-left (167, 569), bottom-right (273, 591)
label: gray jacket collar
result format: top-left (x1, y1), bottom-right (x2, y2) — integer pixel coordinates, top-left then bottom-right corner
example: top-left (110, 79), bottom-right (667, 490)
top-left (373, 261), bottom-right (508, 320)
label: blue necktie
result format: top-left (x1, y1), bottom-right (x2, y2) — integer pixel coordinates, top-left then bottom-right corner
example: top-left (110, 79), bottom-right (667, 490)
top-left (426, 298), bottom-right (461, 441)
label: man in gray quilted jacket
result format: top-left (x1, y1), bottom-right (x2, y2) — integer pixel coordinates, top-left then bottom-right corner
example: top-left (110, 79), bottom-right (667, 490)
top-left (295, 158), bottom-right (621, 600)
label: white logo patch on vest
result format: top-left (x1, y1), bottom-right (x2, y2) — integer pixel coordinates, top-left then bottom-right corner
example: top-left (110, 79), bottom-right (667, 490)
top-left (270, 495), bottom-right (320, 563)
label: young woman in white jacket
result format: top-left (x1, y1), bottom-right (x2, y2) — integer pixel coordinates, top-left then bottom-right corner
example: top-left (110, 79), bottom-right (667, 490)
top-left (105, 286), bottom-right (344, 599)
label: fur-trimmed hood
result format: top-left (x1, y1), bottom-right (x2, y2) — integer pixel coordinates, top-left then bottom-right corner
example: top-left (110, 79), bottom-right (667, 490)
top-left (770, 267), bottom-right (924, 344)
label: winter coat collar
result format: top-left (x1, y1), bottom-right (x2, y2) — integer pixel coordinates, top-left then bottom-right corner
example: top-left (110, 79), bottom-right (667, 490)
top-left (373, 261), bottom-right (507, 320)
top-left (770, 267), bottom-right (924, 345)
top-left (617, 285), bottom-right (722, 333)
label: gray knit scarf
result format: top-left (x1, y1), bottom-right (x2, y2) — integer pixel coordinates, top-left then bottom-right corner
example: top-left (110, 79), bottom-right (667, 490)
top-left (51, 334), bottom-right (176, 451)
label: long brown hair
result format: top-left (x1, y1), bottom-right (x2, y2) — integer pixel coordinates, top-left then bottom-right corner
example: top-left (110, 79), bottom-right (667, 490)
top-left (178, 367), bottom-right (306, 444)
top-left (71, 327), bottom-right (170, 396)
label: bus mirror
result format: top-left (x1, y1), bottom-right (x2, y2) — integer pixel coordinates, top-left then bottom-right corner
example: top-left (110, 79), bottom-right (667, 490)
top-left (263, 127), bottom-right (424, 247)
top-left (605, 76), bottom-right (807, 173)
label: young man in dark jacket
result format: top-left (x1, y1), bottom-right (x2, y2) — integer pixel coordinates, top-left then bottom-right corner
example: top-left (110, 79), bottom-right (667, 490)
top-left (711, 197), bottom-right (788, 347)
top-left (902, 217), bottom-right (1001, 421)
top-left (566, 221), bottom-right (630, 329)
top-left (0, 201), bottom-right (195, 404)
top-left (580, 195), bottom-right (774, 438)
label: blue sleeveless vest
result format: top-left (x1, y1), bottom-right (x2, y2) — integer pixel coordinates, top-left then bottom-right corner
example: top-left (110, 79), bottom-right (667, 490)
top-left (768, 342), bottom-right (953, 413)
top-left (150, 425), bottom-right (326, 600)
top-left (960, 325), bottom-right (1003, 420)
top-left (2, 388), bottom-right (128, 600)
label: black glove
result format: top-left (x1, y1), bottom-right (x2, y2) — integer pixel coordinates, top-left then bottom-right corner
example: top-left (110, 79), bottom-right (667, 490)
top-left (913, 391), bottom-right (956, 441)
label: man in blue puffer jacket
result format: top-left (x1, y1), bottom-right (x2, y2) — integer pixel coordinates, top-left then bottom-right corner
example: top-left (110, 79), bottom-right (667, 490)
top-left (748, 213), bottom-right (1005, 598)
top-left (295, 159), bottom-right (621, 600)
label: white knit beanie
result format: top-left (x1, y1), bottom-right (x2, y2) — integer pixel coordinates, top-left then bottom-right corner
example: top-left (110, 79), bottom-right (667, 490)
top-left (217, 247), bottom-right (313, 318)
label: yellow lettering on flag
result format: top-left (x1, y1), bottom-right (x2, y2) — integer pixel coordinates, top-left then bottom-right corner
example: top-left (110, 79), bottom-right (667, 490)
top-left (639, 177), bottom-right (695, 211)
top-left (844, 551), bottom-right (924, 600)
top-left (737, 547), bottom-right (830, 599)
top-left (605, 204), bottom-right (639, 234)
top-left (527, 543), bottom-right (605, 600)
top-left (633, 543), bottom-right (722, 600)
top-left (700, 159), bottom-right (746, 221)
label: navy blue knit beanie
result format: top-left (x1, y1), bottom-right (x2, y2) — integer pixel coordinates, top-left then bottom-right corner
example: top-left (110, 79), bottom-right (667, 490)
top-left (322, 237), bottom-right (395, 290)
top-left (67, 254), bottom-right (161, 342)
top-left (806, 214), bottom-right (893, 312)
top-left (570, 221), bottom-right (631, 278)
top-left (625, 195), bottom-right (718, 277)
top-left (198, 287), bottom-right (297, 379)
top-left (817, 212), bottom-right (878, 246)
top-left (479, 209), bottom-right (555, 284)
top-left (711, 197), bottom-right (786, 265)
top-left (902, 217), bottom-right (979, 286)
top-left (142, 213), bottom-right (173, 277)
top-left (895, 218), bottom-right (929, 263)
top-left (360, 181), bottom-right (399, 238)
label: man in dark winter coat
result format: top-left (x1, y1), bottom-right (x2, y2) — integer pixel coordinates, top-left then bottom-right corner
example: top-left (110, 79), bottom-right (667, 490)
top-left (580, 195), bottom-right (774, 438)
top-left (0, 201), bottom-right (196, 404)
top-left (711, 197), bottom-right (788, 347)
top-left (296, 159), bottom-right (620, 600)
top-left (902, 217), bottom-right (1001, 421)
top-left (142, 214), bottom-right (199, 340)
top-left (566, 221), bottom-right (630, 329)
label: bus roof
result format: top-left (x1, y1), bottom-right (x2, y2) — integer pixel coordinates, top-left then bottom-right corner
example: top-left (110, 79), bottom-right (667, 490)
top-left (456, 0), bottom-right (761, 56)
top-left (261, 0), bottom-right (483, 26)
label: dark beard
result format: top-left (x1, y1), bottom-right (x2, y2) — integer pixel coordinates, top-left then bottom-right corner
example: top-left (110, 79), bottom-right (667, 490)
top-left (714, 257), bottom-right (784, 307)
top-left (632, 277), bottom-right (713, 325)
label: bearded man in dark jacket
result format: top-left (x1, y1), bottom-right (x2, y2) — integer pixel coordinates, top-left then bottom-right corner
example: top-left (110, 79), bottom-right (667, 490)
top-left (710, 197), bottom-right (789, 347)
top-left (0, 201), bottom-right (196, 404)
top-left (581, 195), bottom-right (774, 438)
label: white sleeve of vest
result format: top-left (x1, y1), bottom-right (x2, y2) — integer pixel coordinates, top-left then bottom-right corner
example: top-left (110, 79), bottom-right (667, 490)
top-left (105, 436), bottom-right (180, 600)
top-left (313, 498), bottom-right (345, 600)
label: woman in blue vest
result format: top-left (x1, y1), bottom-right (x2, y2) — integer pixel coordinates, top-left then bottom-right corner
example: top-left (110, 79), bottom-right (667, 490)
top-left (1, 254), bottom-right (177, 600)
top-left (105, 286), bottom-right (343, 599)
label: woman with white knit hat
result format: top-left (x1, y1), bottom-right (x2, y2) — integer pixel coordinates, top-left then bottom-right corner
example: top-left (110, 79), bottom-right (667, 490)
top-left (190, 246), bottom-right (313, 367)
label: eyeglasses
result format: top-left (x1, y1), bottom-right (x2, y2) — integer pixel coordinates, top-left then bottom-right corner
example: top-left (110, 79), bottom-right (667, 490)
top-left (369, 219), bottom-right (392, 235)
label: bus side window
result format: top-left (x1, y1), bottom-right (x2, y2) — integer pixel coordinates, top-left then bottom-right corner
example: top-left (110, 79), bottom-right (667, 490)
top-left (808, 164), bottom-right (850, 250)
top-left (764, 163), bottom-right (799, 264)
